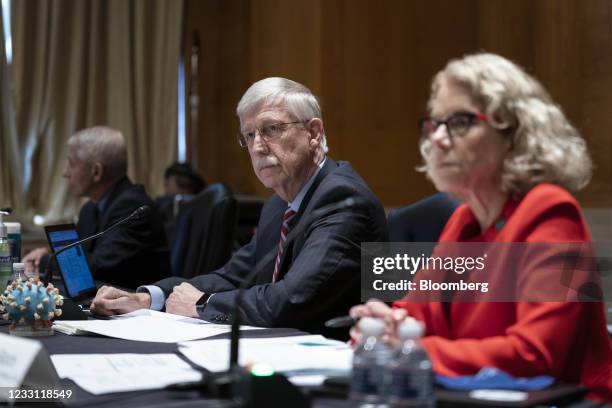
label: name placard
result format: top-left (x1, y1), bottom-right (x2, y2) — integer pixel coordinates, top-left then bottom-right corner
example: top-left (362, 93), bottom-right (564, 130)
top-left (0, 333), bottom-right (58, 401)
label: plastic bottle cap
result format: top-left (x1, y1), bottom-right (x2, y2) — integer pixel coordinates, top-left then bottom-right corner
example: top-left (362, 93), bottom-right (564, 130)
top-left (5, 222), bottom-right (21, 234)
top-left (12, 263), bottom-right (25, 271)
top-left (398, 318), bottom-right (425, 340)
top-left (358, 317), bottom-right (386, 337)
top-left (0, 211), bottom-right (6, 238)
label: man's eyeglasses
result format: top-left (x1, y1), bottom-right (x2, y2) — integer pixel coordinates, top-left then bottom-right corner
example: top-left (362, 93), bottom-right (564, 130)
top-left (237, 121), bottom-right (306, 148)
top-left (419, 112), bottom-right (488, 142)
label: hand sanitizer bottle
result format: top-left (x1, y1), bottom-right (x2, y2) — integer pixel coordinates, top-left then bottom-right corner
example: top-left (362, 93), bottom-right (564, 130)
top-left (0, 211), bottom-right (11, 292)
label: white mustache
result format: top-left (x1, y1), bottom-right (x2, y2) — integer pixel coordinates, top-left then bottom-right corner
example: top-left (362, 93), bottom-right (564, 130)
top-left (254, 156), bottom-right (279, 171)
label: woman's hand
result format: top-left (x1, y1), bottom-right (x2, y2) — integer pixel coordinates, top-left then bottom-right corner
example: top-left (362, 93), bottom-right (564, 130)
top-left (349, 299), bottom-right (408, 346)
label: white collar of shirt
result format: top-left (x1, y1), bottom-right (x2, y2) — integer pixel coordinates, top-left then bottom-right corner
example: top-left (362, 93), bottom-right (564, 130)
top-left (96, 185), bottom-right (113, 213)
top-left (287, 157), bottom-right (326, 213)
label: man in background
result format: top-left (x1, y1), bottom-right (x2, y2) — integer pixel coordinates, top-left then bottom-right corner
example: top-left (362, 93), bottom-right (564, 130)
top-left (155, 161), bottom-right (206, 240)
top-left (161, 161), bottom-right (206, 196)
top-left (23, 126), bottom-right (170, 289)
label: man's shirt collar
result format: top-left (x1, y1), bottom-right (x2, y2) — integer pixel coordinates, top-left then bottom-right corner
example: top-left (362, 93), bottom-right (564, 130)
top-left (287, 157), bottom-right (326, 213)
top-left (96, 176), bottom-right (127, 214)
top-left (96, 188), bottom-right (112, 214)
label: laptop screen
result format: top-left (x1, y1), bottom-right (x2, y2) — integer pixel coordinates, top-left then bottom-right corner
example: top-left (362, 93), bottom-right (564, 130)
top-left (44, 224), bottom-right (96, 299)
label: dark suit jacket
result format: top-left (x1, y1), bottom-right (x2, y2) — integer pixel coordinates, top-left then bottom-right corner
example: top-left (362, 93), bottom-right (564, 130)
top-left (77, 177), bottom-right (170, 289)
top-left (388, 193), bottom-right (458, 243)
top-left (154, 159), bottom-right (388, 337)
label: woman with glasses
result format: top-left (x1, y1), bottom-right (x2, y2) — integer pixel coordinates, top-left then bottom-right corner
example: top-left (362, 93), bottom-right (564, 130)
top-left (350, 53), bottom-right (611, 400)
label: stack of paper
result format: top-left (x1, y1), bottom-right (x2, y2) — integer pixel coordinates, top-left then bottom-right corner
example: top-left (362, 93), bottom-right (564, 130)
top-left (53, 311), bottom-right (262, 343)
top-left (110, 309), bottom-right (209, 323)
top-left (178, 335), bottom-right (353, 385)
top-left (51, 354), bottom-right (202, 394)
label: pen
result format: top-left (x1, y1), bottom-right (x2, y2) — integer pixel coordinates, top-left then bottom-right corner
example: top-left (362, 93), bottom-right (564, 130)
top-left (324, 315), bottom-right (359, 328)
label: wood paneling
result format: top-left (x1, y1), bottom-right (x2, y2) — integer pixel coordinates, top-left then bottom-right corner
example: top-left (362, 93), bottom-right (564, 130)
top-left (186, 0), bottom-right (612, 207)
top-left (184, 0), bottom-right (255, 194)
top-left (319, 0), bottom-right (480, 206)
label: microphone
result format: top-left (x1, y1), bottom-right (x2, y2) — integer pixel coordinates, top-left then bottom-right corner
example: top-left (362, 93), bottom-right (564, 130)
top-left (43, 205), bottom-right (151, 284)
top-left (220, 196), bottom-right (365, 407)
top-left (167, 197), bottom-right (367, 404)
top-left (229, 196), bottom-right (367, 367)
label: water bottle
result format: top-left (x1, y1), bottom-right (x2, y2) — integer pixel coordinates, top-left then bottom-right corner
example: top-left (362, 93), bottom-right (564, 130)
top-left (349, 317), bottom-right (394, 407)
top-left (6, 221), bottom-right (22, 263)
top-left (386, 318), bottom-right (435, 408)
top-left (0, 212), bottom-right (11, 293)
top-left (11, 262), bottom-right (26, 285)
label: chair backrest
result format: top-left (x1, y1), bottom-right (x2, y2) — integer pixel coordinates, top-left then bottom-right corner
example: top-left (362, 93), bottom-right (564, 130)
top-left (387, 192), bottom-right (459, 243)
top-left (155, 193), bottom-right (196, 248)
top-left (233, 194), bottom-right (266, 249)
top-left (170, 183), bottom-right (237, 278)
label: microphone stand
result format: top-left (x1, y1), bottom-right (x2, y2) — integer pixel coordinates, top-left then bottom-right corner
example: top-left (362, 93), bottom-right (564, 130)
top-left (42, 206), bottom-right (150, 285)
top-left (209, 197), bottom-right (364, 407)
top-left (229, 197), bottom-right (363, 365)
top-left (169, 197), bottom-right (367, 406)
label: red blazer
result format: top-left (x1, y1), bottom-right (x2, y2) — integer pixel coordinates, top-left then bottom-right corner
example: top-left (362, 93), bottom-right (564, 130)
top-left (394, 184), bottom-right (612, 401)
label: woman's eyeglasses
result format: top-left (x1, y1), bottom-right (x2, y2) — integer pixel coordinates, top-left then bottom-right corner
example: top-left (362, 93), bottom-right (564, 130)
top-left (419, 112), bottom-right (488, 141)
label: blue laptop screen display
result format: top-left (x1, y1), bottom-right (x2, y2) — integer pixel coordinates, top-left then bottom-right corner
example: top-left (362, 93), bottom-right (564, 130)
top-left (48, 229), bottom-right (95, 297)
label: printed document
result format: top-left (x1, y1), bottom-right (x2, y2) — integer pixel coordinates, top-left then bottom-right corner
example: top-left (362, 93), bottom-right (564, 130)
top-left (53, 314), bottom-right (262, 343)
top-left (51, 354), bottom-right (202, 394)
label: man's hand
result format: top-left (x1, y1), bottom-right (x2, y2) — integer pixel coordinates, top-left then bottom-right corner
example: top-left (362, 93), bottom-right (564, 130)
top-left (165, 282), bottom-right (204, 318)
top-left (22, 247), bottom-right (50, 275)
top-left (90, 285), bottom-right (151, 316)
top-left (349, 299), bottom-right (408, 347)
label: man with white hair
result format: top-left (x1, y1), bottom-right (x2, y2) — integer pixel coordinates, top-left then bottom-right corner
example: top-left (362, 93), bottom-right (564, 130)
top-left (91, 78), bottom-right (387, 337)
top-left (23, 126), bottom-right (170, 289)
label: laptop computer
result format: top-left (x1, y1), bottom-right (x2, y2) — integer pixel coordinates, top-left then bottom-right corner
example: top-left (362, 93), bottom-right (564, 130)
top-left (44, 223), bottom-right (99, 306)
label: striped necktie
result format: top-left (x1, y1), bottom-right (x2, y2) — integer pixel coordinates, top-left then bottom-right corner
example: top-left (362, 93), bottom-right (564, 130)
top-left (272, 208), bottom-right (297, 283)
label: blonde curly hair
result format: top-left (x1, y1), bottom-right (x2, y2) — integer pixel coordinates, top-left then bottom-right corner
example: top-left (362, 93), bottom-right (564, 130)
top-left (420, 53), bottom-right (591, 195)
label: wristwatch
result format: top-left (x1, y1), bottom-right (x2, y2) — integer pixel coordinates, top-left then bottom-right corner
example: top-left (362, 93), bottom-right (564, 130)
top-left (195, 293), bottom-right (212, 313)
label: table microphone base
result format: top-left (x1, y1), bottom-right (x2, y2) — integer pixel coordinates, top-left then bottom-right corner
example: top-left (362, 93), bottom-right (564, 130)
top-left (208, 366), bottom-right (310, 408)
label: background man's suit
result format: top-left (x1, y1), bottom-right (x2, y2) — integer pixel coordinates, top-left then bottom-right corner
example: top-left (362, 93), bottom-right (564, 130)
top-left (154, 158), bottom-right (388, 337)
top-left (78, 177), bottom-right (170, 289)
top-left (388, 193), bottom-right (458, 243)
